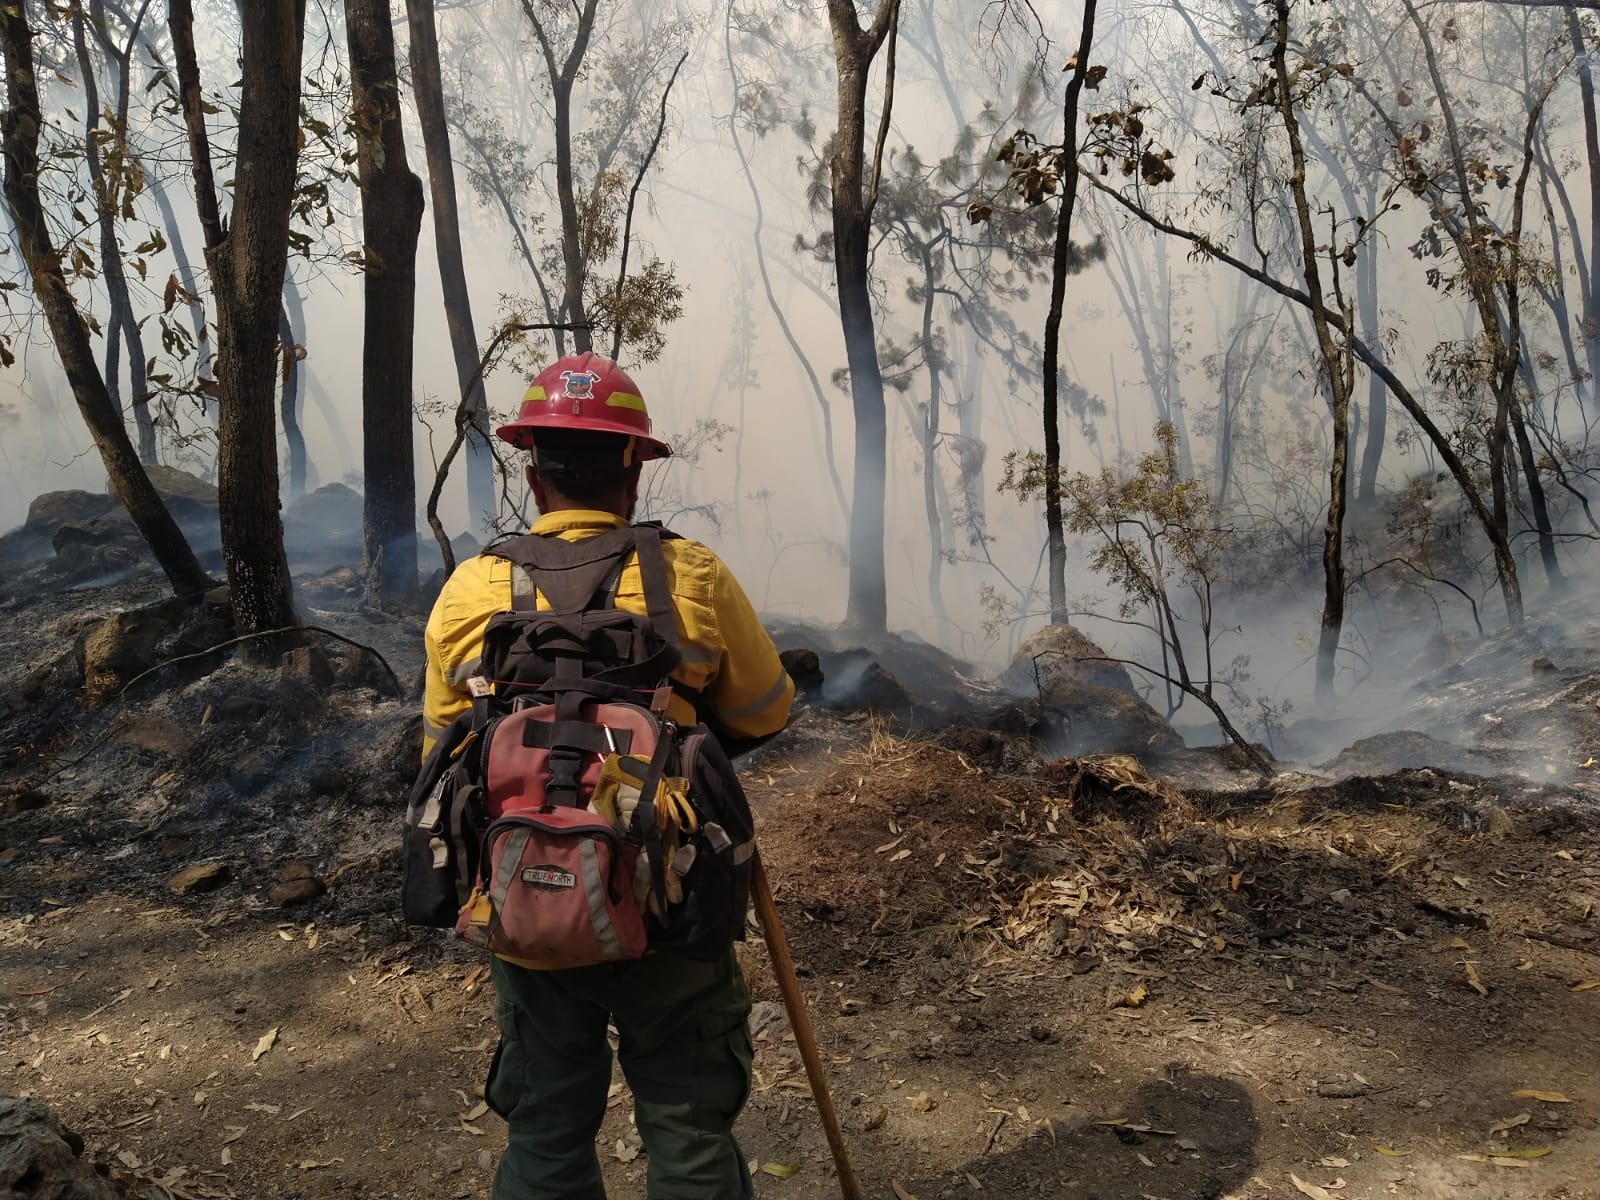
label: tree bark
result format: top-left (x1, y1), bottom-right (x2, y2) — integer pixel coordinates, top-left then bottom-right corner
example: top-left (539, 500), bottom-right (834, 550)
top-left (405, 0), bottom-right (495, 536)
top-left (1040, 0), bottom-right (1098, 625)
top-left (1, 1), bottom-right (209, 596)
top-left (1271, 0), bottom-right (1354, 701)
top-left (826, 0), bottom-right (899, 634)
top-left (348, 0), bottom-right (424, 610)
top-left (172, 0), bottom-right (303, 640)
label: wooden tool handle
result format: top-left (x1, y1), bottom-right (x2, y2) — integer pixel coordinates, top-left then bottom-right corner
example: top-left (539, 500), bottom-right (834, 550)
top-left (750, 849), bottom-right (865, 1200)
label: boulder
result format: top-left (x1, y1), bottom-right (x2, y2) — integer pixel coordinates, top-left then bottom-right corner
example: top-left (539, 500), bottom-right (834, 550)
top-left (779, 648), bottom-right (825, 696)
top-left (51, 514), bottom-right (138, 556)
top-left (822, 657), bottom-right (913, 717)
top-left (1001, 623), bottom-right (1138, 699)
top-left (25, 489), bottom-right (118, 532)
top-left (167, 861), bottom-right (229, 895)
top-left (284, 483), bottom-right (362, 544)
top-left (0, 1094), bottom-right (121, 1200)
top-left (269, 861), bottom-right (326, 908)
top-left (76, 603), bottom-right (184, 708)
top-left (1042, 685), bottom-right (1183, 758)
top-left (114, 464), bottom-right (217, 508)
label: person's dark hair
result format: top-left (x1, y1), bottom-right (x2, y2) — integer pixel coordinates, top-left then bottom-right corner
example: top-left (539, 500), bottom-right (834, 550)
top-left (529, 428), bottom-right (635, 508)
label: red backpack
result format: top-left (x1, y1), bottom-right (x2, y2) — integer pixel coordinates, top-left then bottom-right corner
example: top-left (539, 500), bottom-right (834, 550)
top-left (402, 524), bottom-right (757, 967)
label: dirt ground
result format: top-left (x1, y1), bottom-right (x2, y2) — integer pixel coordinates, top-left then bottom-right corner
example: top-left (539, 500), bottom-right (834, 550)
top-left (4, 696), bottom-right (1598, 1200)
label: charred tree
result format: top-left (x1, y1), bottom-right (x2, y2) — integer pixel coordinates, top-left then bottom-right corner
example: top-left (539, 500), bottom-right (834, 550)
top-left (1, 1), bottom-right (210, 596)
top-left (405, 0), bottom-right (495, 537)
top-left (1269, 0), bottom-right (1356, 701)
top-left (347, 0), bottom-right (424, 610)
top-left (1039, 0), bottom-right (1098, 625)
top-left (171, 0), bottom-right (303, 639)
top-left (826, 0), bottom-right (900, 635)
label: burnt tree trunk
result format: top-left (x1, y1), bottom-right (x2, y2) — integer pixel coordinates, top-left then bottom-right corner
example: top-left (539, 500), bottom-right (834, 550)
top-left (405, 0), bottom-right (495, 537)
top-left (1, 1), bottom-right (209, 596)
top-left (1271, 0), bottom-right (1355, 700)
top-left (1040, 0), bottom-right (1098, 625)
top-left (347, 0), bottom-right (424, 609)
top-left (171, 0), bottom-right (303, 639)
top-left (826, 0), bottom-right (899, 635)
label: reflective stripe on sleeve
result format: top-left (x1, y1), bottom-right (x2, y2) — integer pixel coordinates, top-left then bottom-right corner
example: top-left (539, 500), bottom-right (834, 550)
top-left (447, 657), bottom-right (483, 686)
top-left (717, 671), bottom-right (792, 721)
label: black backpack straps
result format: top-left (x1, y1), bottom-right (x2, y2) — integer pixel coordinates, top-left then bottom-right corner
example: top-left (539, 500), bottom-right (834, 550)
top-left (631, 524), bottom-right (680, 650)
top-left (490, 528), bottom-right (639, 614)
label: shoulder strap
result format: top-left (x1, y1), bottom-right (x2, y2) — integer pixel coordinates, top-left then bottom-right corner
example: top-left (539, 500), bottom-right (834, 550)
top-left (630, 524), bottom-right (680, 650)
top-left (487, 528), bottom-right (639, 615)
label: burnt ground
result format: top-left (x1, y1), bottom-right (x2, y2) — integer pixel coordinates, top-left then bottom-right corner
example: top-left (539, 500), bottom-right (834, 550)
top-left (1, 567), bottom-right (1598, 1200)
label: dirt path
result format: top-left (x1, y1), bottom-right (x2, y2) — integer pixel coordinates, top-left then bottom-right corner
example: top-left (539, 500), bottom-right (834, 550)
top-left (4, 725), bottom-right (1599, 1200)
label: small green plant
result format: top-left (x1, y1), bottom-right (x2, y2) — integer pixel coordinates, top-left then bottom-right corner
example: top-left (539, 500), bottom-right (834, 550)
top-left (1049, 421), bottom-right (1271, 775)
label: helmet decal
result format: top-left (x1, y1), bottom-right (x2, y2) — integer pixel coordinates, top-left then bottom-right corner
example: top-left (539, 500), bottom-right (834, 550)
top-left (558, 369), bottom-right (600, 400)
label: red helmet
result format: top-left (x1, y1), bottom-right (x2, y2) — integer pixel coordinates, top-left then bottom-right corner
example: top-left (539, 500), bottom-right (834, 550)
top-left (494, 353), bottom-right (672, 462)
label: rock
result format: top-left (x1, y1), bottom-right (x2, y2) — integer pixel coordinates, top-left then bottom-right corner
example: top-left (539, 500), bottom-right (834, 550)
top-left (329, 643), bottom-right (399, 696)
top-left (25, 489), bottom-right (118, 532)
top-left (0, 846), bottom-right (20, 865)
top-left (111, 715), bottom-right (194, 757)
top-left (281, 644), bottom-right (336, 689)
top-left (0, 1094), bottom-right (121, 1200)
top-left (824, 660), bottom-right (913, 716)
top-left (76, 604), bottom-right (182, 708)
top-left (779, 648), bottom-right (824, 695)
top-left (1532, 655), bottom-right (1556, 674)
top-left (269, 862), bottom-right (326, 908)
top-left (284, 483), bottom-right (363, 571)
top-left (115, 464), bottom-right (218, 509)
top-left (50, 514), bottom-right (137, 555)
top-left (1042, 685), bottom-right (1183, 757)
top-left (1001, 623), bottom-right (1139, 699)
top-left (168, 862), bottom-right (230, 895)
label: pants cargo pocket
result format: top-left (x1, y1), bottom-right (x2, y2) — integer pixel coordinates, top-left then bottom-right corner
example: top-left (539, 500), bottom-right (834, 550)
top-left (693, 996), bottom-right (753, 1121)
top-left (484, 1037), bottom-right (513, 1119)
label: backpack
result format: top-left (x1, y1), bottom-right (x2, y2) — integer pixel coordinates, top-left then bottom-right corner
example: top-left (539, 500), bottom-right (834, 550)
top-left (401, 523), bottom-right (758, 967)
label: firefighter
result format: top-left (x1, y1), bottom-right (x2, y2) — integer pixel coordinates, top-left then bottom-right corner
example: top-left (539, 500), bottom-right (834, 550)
top-left (421, 353), bottom-right (794, 1200)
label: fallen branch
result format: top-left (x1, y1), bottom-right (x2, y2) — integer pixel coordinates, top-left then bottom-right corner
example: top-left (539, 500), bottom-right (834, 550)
top-left (116, 625), bottom-right (405, 699)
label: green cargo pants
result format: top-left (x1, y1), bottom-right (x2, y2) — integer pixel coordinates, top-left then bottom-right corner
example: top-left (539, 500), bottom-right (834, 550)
top-left (485, 949), bottom-right (755, 1200)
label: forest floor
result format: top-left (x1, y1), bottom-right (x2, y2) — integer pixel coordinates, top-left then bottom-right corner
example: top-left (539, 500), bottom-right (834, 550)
top-left (3, 570), bottom-right (1599, 1200)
